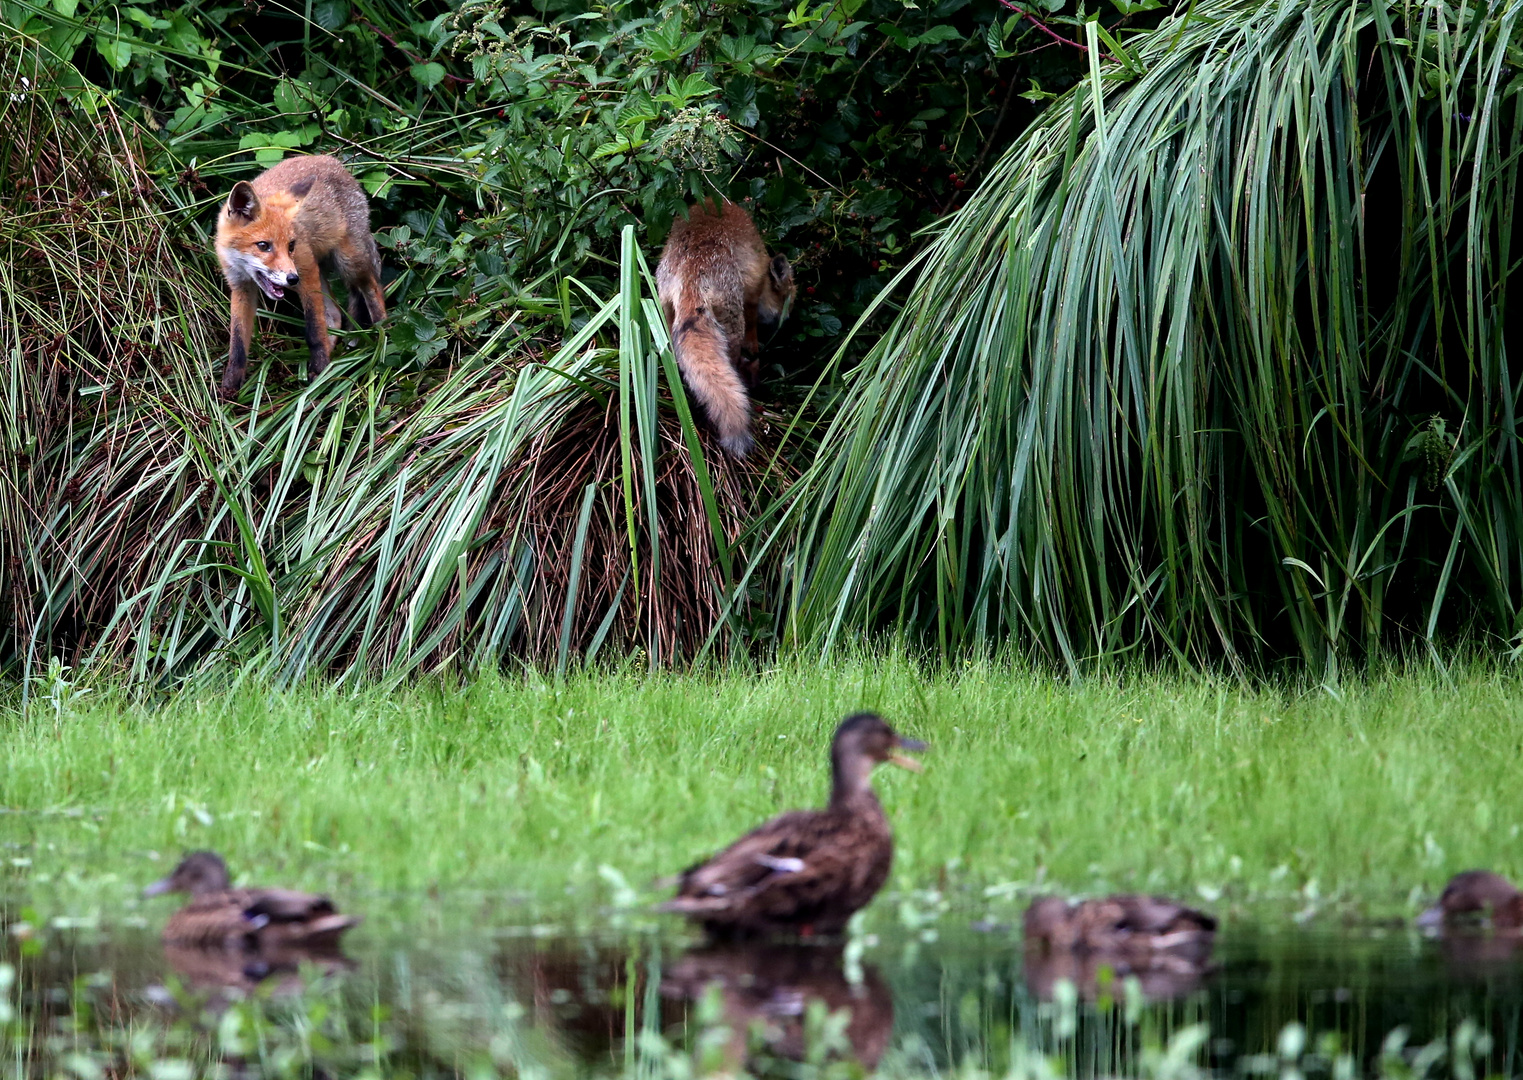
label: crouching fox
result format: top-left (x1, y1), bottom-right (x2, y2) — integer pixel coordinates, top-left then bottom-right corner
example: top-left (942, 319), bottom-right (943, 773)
top-left (214, 154), bottom-right (386, 397)
top-left (656, 199), bottom-right (794, 458)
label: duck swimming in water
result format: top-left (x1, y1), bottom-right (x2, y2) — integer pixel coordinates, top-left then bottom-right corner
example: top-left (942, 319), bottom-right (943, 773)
top-left (143, 851), bottom-right (361, 950)
top-left (659, 712), bottom-right (926, 937)
top-left (1417, 870), bottom-right (1523, 932)
top-left (1023, 894), bottom-right (1217, 965)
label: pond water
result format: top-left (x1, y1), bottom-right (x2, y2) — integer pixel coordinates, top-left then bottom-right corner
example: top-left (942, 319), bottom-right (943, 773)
top-left (4, 901), bottom-right (1521, 1079)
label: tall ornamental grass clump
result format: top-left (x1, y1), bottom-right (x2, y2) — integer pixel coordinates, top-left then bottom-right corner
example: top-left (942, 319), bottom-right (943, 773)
top-left (0, 39), bottom-right (227, 682)
top-left (0, 37), bottom-right (770, 690)
top-left (771, 0), bottom-right (1523, 675)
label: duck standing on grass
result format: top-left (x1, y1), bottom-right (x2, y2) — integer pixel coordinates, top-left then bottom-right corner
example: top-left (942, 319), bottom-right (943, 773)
top-left (659, 712), bottom-right (927, 937)
top-left (143, 850), bottom-right (361, 950)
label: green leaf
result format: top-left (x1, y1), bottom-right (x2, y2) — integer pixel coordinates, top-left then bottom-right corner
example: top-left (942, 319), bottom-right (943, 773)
top-left (917, 25), bottom-right (962, 44)
top-left (94, 36), bottom-right (133, 71)
top-left (674, 73), bottom-right (718, 98)
top-left (312, 0), bottom-right (349, 31)
top-left (360, 169), bottom-right (394, 199)
top-left (410, 62), bottom-right (446, 89)
top-left (644, 18), bottom-right (703, 62)
top-left (51, 0), bottom-right (78, 16)
top-left (273, 78), bottom-right (305, 115)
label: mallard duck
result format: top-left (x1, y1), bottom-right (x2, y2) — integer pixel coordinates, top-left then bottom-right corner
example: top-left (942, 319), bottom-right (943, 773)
top-left (1023, 895), bottom-right (1217, 962)
top-left (1417, 870), bottom-right (1523, 932)
top-left (142, 851), bottom-right (361, 949)
top-left (659, 712), bottom-right (926, 937)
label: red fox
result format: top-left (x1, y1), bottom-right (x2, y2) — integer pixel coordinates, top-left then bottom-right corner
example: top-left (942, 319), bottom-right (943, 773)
top-left (656, 199), bottom-right (794, 458)
top-left (214, 154), bottom-right (386, 397)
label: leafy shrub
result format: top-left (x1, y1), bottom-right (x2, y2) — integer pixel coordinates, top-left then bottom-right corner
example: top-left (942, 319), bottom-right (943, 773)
top-left (1, 0), bottom-right (1132, 371)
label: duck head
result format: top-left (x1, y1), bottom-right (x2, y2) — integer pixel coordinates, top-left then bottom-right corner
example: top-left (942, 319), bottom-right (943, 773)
top-left (829, 713), bottom-right (927, 803)
top-left (1022, 896), bottom-right (1079, 950)
top-left (1417, 870), bottom-right (1523, 931)
top-left (143, 851), bottom-right (232, 898)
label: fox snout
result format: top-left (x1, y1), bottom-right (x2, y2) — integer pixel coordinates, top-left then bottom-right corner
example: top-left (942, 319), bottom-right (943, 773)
top-left (249, 263), bottom-right (299, 302)
top-left (223, 247), bottom-right (300, 301)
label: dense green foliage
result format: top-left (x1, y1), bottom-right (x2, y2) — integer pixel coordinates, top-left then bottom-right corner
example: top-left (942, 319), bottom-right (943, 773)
top-left (775, 0), bottom-right (1523, 675)
top-left (0, 46), bottom-right (748, 686)
top-left (4, 0), bottom-right (1523, 678)
top-left (0, 0), bottom-right (1107, 362)
top-left (0, 0), bottom-right (1153, 682)
top-left (6, 659), bottom-right (1518, 912)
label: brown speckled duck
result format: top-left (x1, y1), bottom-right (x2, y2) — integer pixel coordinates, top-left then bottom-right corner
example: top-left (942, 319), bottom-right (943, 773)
top-left (143, 851), bottom-right (361, 949)
top-left (1023, 894), bottom-right (1217, 963)
top-left (659, 713), bottom-right (926, 937)
top-left (1418, 871), bottom-right (1523, 932)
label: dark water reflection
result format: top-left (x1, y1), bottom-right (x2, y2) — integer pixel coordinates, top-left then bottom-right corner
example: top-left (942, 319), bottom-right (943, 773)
top-left (5, 907), bottom-right (1523, 1078)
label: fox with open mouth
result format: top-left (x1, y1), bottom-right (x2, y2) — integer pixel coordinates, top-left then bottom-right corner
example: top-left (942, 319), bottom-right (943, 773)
top-left (213, 154), bottom-right (386, 398)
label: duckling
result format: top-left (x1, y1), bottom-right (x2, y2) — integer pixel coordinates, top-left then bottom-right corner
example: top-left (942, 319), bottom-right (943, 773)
top-left (659, 713), bottom-right (927, 937)
top-left (142, 851), bottom-right (361, 949)
top-left (1023, 894), bottom-right (1217, 964)
top-left (1417, 870), bottom-right (1523, 932)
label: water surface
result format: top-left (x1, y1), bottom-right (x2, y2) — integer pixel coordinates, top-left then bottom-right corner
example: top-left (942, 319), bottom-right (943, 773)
top-left (6, 901), bottom-right (1521, 1078)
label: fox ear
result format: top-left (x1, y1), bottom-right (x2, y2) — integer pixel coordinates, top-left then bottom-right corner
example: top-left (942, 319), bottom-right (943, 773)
top-left (769, 253), bottom-right (793, 288)
top-left (226, 181), bottom-right (259, 221)
top-left (288, 177), bottom-right (314, 199)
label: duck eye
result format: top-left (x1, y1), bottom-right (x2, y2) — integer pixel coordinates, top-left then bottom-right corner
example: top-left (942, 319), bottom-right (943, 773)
top-left (255, 240), bottom-right (272, 252)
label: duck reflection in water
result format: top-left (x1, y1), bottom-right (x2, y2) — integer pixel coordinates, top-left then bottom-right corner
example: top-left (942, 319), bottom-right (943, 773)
top-left (1021, 894), bottom-right (1217, 1002)
top-left (157, 940), bottom-right (357, 994)
top-left (143, 851), bottom-right (361, 992)
top-left (661, 943), bottom-right (894, 1071)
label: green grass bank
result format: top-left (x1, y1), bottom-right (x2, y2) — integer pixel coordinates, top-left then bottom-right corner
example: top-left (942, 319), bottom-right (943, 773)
top-left (2, 658), bottom-right (1518, 927)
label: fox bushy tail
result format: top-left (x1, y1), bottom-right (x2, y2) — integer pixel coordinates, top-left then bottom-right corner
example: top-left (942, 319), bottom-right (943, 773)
top-left (671, 284), bottom-right (753, 458)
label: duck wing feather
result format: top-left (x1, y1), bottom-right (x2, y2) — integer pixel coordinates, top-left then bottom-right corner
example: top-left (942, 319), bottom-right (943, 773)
top-left (661, 806), bottom-right (892, 931)
top-left (1072, 896), bottom-right (1216, 957)
top-left (163, 889), bottom-right (359, 948)
top-left (162, 890), bottom-right (268, 946)
top-left (243, 888), bottom-right (339, 921)
top-left (1110, 896), bottom-right (1217, 935)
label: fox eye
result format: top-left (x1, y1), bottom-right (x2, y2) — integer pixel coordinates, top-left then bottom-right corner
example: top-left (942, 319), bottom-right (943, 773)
top-left (288, 240), bottom-right (296, 253)
top-left (255, 240), bottom-right (272, 252)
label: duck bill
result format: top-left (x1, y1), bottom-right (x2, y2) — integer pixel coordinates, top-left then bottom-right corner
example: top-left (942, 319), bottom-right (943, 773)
top-left (890, 735), bottom-right (928, 772)
top-left (142, 878), bottom-right (174, 898)
top-left (1415, 905), bottom-right (1445, 930)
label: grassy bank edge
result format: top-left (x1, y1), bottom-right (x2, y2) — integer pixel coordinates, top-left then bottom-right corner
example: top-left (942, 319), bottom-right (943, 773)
top-left (2, 654), bottom-right (1517, 932)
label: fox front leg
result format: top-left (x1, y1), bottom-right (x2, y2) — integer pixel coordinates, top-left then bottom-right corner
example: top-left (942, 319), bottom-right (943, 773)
top-left (292, 245), bottom-right (333, 379)
top-left (220, 283), bottom-right (260, 398)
